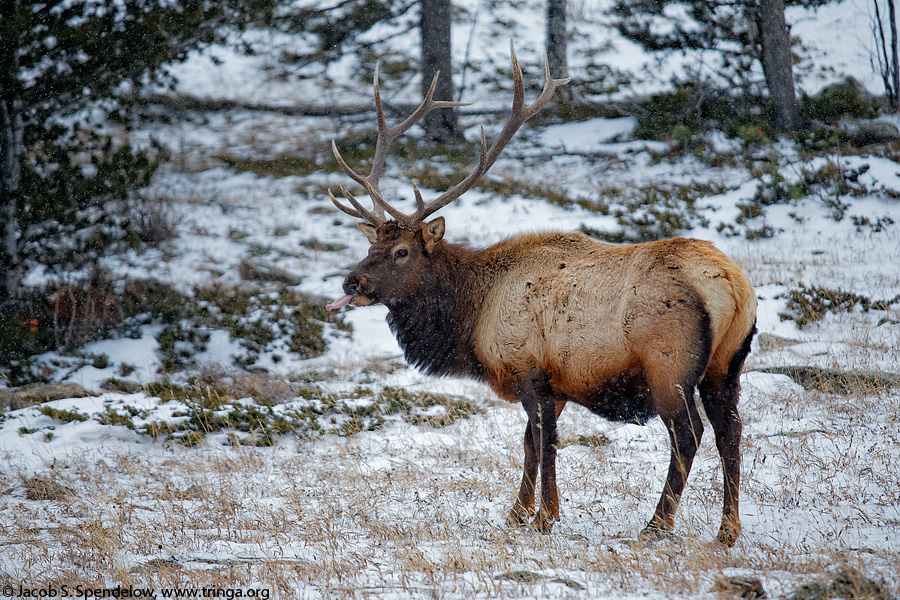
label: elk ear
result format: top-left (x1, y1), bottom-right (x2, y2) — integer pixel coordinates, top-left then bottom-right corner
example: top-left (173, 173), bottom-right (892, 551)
top-left (422, 217), bottom-right (445, 254)
top-left (358, 223), bottom-right (378, 245)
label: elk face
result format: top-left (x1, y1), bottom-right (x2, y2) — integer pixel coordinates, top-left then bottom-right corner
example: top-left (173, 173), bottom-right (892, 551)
top-left (329, 218), bottom-right (445, 310)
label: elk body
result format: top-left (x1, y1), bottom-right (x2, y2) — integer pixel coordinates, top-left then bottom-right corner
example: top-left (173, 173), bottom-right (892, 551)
top-left (326, 45), bottom-right (757, 547)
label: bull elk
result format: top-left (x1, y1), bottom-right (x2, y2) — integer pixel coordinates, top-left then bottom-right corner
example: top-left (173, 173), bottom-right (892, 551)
top-left (326, 44), bottom-right (757, 547)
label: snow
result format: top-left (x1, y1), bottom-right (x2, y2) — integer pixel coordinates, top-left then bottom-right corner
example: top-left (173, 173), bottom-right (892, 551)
top-left (2, 0), bottom-right (900, 596)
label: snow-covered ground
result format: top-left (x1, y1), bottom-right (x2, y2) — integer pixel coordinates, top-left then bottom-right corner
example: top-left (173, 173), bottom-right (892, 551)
top-left (2, 0), bottom-right (899, 596)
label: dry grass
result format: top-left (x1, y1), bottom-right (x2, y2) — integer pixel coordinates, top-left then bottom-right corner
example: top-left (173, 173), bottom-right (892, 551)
top-left (2, 370), bottom-right (898, 598)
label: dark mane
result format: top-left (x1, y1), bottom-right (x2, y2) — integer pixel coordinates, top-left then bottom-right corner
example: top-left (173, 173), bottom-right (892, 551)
top-left (385, 244), bottom-right (486, 380)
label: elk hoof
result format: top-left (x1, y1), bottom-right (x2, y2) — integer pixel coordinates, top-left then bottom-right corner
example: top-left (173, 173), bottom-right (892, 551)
top-left (506, 507), bottom-right (534, 527)
top-left (531, 513), bottom-right (557, 534)
top-left (715, 525), bottom-right (740, 548)
top-left (638, 525), bottom-right (676, 544)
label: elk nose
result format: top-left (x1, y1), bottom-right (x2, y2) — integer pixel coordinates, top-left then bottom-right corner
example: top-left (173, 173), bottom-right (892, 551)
top-left (343, 276), bottom-right (364, 296)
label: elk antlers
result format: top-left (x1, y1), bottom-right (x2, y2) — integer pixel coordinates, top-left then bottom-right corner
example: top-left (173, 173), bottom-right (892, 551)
top-left (329, 42), bottom-right (570, 230)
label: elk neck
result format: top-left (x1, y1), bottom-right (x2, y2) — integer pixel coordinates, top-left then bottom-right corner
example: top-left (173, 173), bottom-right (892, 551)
top-left (384, 240), bottom-right (489, 381)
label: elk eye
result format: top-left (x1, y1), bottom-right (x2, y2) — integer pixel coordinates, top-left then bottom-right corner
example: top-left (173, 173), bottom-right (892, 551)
top-left (395, 248), bottom-right (409, 259)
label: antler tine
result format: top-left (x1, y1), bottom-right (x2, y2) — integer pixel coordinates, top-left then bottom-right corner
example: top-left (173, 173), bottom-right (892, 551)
top-left (330, 140), bottom-right (386, 223)
top-left (329, 184), bottom-right (385, 225)
top-left (524, 51), bottom-right (571, 120)
top-left (406, 180), bottom-right (428, 224)
top-left (368, 62), bottom-right (391, 185)
top-left (328, 188), bottom-right (363, 219)
top-left (407, 41), bottom-right (569, 225)
top-left (331, 140), bottom-right (371, 192)
top-left (392, 72), bottom-right (471, 138)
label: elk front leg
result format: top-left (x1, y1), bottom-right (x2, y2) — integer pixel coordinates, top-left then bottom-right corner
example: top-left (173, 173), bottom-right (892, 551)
top-left (507, 418), bottom-right (539, 526)
top-left (508, 400), bottom-right (566, 528)
top-left (510, 370), bottom-right (561, 533)
top-left (532, 395), bottom-right (560, 533)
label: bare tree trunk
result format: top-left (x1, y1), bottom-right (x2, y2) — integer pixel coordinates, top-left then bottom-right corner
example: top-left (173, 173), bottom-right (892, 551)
top-left (757, 0), bottom-right (804, 132)
top-left (546, 0), bottom-right (572, 105)
top-left (872, 0), bottom-right (900, 111)
top-left (0, 99), bottom-right (23, 308)
top-left (420, 0), bottom-right (462, 142)
top-left (873, 0), bottom-right (894, 106)
top-left (889, 0), bottom-right (900, 112)
top-left (1, 1), bottom-right (24, 308)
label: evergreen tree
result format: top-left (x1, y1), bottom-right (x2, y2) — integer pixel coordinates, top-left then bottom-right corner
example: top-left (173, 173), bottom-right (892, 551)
top-left (270, 0), bottom-right (417, 70)
top-left (613, 0), bottom-right (826, 131)
top-left (0, 0), bottom-right (275, 372)
top-left (0, 0), bottom-right (274, 310)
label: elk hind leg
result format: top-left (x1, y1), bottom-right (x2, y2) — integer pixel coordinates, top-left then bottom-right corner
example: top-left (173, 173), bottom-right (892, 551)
top-left (641, 379), bottom-right (705, 542)
top-left (700, 327), bottom-right (754, 547)
top-left (699, 376), bottom-right (742, 547)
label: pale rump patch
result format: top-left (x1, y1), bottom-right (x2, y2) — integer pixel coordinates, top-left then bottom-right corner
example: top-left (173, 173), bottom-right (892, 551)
top-left (326, 295), bottom-right (353, 311)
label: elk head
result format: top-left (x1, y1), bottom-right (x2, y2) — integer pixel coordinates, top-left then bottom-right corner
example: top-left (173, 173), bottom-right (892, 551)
top-left (326, 43), bottom-right (569, 311)
top-left (329, 218), bottom-right (447, 310)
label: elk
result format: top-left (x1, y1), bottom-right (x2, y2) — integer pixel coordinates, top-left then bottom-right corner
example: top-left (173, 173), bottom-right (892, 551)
top-left (326, 44), bottom-right (757, 547)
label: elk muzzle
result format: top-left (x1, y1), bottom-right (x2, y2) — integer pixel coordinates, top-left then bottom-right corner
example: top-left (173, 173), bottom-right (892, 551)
top-left (325, 274), bottom-right (377, 310)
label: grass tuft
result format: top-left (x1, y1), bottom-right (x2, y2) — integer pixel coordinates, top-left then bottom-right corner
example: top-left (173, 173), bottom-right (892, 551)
top-left (23, 475), bottom-right (76, 501)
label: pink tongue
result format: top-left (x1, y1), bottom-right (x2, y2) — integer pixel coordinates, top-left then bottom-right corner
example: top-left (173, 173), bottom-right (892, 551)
top-left (326, 294), bottom-right (353, 311)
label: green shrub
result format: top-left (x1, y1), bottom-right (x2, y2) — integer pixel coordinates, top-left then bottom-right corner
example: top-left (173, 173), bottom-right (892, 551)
top-left (779, 285), bottom-right (900, 327)
top-left (583, 183), bottom-right (714, 243)
top-left (88, 380), bottom-right (481, 445)
top-left (634, 83), bottom-right (753, 144)
top-left (801, 78), bottom-right (879, 122)
top-left (39, 406), bottom-right (89, 423)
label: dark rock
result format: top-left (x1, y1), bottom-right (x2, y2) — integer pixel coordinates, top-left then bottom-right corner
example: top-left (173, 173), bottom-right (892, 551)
top-left (712, 575), bottom-right (767, 599)
top-left (756, 333), bottom-right (802, 352)
top-left (1, 383), bottom-right (95, 411)
top-left (101, 378), bottom-right (143, 394)
top-left (789, 568), bottom-right (894, 600)
top-left (843, 120), bottom-right (900, 145)
top-left (494, 570), bottom-right (544, 583)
